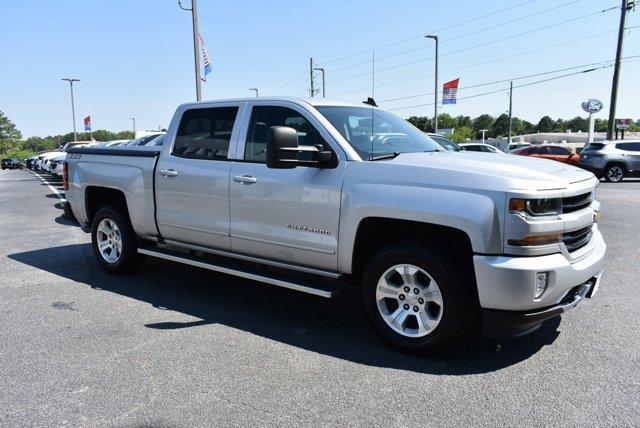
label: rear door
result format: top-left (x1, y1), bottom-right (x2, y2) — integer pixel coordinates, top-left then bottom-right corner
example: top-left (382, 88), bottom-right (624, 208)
top-left (155, 103), bottom-right (244, 250)
top-left (617, 142), bottom-right (640, 173)
top-left (228, 101), bottom-right (345, 271)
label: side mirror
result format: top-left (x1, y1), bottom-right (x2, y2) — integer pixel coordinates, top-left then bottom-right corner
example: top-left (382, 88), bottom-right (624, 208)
top-left (266, 126), bottom-right (299, 169)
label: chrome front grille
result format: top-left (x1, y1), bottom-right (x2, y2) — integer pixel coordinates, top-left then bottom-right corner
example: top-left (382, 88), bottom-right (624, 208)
top-left (562, 192), bottom-right (593, 213)
top-left (563, 226), bottom-right (593, 252)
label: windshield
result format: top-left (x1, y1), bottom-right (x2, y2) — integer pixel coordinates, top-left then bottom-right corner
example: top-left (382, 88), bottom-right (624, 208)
top-left (316, 106), bottom-right (441, 159)
top-left (429, 134), bottom-right (461, 151)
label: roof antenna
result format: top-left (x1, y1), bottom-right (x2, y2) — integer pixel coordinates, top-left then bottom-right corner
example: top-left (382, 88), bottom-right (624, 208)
top-left (363, 97), bottom-right (378, 107)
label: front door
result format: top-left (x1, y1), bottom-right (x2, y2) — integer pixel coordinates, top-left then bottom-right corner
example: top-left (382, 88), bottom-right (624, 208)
top-left (229, 103), bottom-right (345, 271)
top-left (155, 104), bottom-right (242, 250)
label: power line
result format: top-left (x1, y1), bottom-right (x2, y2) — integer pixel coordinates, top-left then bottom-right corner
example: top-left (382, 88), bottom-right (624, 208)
top-left (326, 6), bottom-right (620, 85)
top-left (385, 59), bottom-right (639, 112)
top-left (266, 70), bottom-right (308, 95)
top-left (315, 0), bottom-right (539, 66)
top-left (331, 26), bottom-right (632, 98)
top-left (379, 60), bottom-right (616, 103)
top-left (325, 0), bottom-right (589, 75)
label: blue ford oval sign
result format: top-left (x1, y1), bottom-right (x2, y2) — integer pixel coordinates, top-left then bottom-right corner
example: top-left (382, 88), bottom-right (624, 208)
top-left (582, 99), bottom-right (603, 113)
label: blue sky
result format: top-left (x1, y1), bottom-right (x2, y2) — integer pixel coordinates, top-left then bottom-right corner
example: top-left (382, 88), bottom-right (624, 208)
top-left (1, 0), bottom-right (638, 138)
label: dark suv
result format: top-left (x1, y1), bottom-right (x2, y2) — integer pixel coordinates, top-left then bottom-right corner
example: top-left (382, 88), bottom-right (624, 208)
top-left (1, 158), bottom-right (21, 170)
top-left (580, 140), bottom-right (640, 182)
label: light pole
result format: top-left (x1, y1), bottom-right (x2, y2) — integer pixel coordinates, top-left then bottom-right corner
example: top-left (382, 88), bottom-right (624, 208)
top-left (425, 35), bottom-right (439, 134)
top-left (480, 129), bottom-right (488, 144)
top-left (61, 78), bottom-right (80, 142)
top-left (607, 0), bottom-right (632, 140)
top-left (129, 117), bottom-right (136, 136)
top-left (249, 88), bottom-right (259, 98)
top-left (314, 67), bottom-right (326, 97)
top-left (178, 0), bottom-right (202, 101)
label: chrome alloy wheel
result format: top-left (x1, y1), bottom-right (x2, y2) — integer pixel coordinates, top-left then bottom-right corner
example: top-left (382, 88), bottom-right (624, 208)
top-left (607, 166), bottom-right (623, 182)
top-left (96, 218), bottom-right (123, 264)
top-left (375, 264), bottom-right (444, 338)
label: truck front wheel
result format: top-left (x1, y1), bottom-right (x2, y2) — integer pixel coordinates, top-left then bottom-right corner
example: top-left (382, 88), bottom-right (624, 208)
top-left (91, 205), bottom-right (145, 274)
top-left (361, 245), bottom-right (477, 354)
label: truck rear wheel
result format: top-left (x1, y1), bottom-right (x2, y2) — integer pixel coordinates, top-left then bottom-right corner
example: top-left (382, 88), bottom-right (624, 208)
top-left (361, 244), bottom-right (477, 354)
top-left (91, 205), bottom-right (145, 274)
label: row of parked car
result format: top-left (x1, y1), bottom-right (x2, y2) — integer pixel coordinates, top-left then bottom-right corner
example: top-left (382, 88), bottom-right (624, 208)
top-left (24, 133), bottom-right (165, 176)
top-left (432, 135), bottom-right (640, 183)
top-left (5, 130), bottom-right (638, 183)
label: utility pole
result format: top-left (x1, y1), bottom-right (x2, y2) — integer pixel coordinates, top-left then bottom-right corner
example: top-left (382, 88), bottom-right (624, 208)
top-left (249, 87), bottom-right (259, 97)
top-left (313, 68), bottom-right (326, 97)
top-left (309, 57), bottom-right (315, 97)
top-left (178, 0), bottom-right (202, 101)
top-left (480, 129), bottom-right (488, 144)
top-left (129, 117), bottom-right (136, 136)
top-left (607, 0), bottom-right (633, 140)
top-left (61, 78), bottom-right (80, 142)
top-left (508, 81), bottom-right (513, 144)
top-left (426, 35), bottom-right (439, 133)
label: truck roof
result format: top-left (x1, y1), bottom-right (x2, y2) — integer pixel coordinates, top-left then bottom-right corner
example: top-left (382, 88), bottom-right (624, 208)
top-left (177, 97), bottom-right (375, 109)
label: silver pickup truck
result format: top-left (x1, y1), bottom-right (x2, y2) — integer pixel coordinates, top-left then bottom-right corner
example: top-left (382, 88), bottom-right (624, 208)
top-left (64, 97), bottom-right (606, 354)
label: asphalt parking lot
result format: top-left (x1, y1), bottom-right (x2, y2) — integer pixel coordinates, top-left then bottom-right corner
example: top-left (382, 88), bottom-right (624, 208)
top-left (1, 169), bottom-right (639, 426)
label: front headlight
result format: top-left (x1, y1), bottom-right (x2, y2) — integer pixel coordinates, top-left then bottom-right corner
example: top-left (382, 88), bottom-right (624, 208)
top-left (509, 198), bottom-right (561, 217)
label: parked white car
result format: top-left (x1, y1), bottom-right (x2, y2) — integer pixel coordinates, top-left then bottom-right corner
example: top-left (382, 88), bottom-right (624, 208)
top-left (460, 143), bottom-right (504, 153)
top-left (49, 155), bottom-right (66, 177)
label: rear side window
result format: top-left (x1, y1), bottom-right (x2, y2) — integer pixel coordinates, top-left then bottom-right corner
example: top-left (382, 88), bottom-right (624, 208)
top-left (585, 143), bottom-right (605, 151)
top-left (463, 145), bottom-right (481, 152)
top-left (548, 146), bottom-right (570, 155)
top-left (616, 142), bottom-right (640, 152)
top-left (173, 107), bottom-right (238, 160)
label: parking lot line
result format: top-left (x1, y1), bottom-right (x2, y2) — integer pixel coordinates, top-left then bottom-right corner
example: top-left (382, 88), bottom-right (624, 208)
top-left (29, 170), bottom-right (66, 202)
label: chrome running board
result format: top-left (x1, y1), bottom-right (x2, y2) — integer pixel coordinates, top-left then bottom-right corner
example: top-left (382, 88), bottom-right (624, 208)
top-left (138, 246), bottom-right (337, 298)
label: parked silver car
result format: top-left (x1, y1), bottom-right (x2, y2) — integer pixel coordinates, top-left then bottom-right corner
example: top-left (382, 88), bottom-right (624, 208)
top-left (580, 140), bottom-right (640, 182)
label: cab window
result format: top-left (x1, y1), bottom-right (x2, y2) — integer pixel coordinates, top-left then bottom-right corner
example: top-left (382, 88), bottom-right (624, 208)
top-left (173, 107), bottom-right (238, 160)
top-left (244, 106), bottom-right (329, 163)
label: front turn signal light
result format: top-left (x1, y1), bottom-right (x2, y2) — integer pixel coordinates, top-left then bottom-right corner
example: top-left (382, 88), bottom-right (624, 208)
top-left (508, 233), bottom-right (562, 246)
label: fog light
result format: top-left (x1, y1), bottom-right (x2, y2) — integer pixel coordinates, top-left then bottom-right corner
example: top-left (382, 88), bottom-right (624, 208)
top-left (535, 272), bottom-right (549, 299)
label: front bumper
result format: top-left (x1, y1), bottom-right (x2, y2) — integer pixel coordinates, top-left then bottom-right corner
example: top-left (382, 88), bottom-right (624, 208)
top-left (482, 273), bottom-right (601, 338)
top-left (473, 227), bottom-right (605, 336)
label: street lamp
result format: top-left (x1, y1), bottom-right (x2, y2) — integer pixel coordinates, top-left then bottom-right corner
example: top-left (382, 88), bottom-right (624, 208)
top-left (249, 88), bottom-right (259, 98)
top-left (480, 129), bottom-right (488, 144)
top-left (313, 67), bottom-right (326, 97)
top-left (129, 117), bottom-right (136, 136)
top-left (61, 78), bottom-right (80, 142)
top-left (178, 0), bottom-right (202, 101)
top-left (425, 35), bottom-right (439, 134)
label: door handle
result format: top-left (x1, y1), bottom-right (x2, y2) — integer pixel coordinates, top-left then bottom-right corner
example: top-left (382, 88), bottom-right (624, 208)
top-left (233, 175), bottom-right (258, 184)
top-left (159, 169), bottom-right (178, 177)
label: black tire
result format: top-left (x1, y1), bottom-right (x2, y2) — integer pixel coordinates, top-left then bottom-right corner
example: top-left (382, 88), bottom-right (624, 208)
top-left (605, 164), bottom-right (625, 183)
top-left (361, 244), bottom-right (477, 355)
top-left (91, 205), bottom-right (145, 274)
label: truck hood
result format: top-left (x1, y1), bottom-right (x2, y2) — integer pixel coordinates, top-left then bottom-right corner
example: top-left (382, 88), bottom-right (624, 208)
top-left (379, 151), bottom-right (594, 190)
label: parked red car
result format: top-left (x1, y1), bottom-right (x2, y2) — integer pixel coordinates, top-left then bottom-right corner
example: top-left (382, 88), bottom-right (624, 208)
top-left (511, 144), bottom-right (580, 166)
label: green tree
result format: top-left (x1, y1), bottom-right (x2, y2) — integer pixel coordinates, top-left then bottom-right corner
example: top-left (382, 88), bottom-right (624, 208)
top-left (455, 115), bottom-right (472, 128)
top-left (0, 111), bottom-right (22, 153)
top-left (594, 118), bottom-right (608, 132)
top-left (472, 114), bottom-right (494, 138)
top-left (449, 125), bottom-right (474, 143)
top-left (536, 116), bottom-right (554, 132)
top-left (406, 116), bottom-right (433, 132)
top-left (491, 114), bottom-right (511, 137)
top-left (437, 113), bottom-right (458, 129)
top-left (566, 116), bottom-right (589, 132)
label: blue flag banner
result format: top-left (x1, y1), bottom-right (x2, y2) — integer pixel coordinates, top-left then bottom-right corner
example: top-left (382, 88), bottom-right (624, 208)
top-left (199, 33), bottom-right (212, 77)
top-left (443, 78), bottom-right (460, 105)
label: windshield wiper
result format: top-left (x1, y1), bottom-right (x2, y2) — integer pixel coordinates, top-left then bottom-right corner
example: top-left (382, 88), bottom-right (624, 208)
top-left (370, 152), bottom-right (401, 161)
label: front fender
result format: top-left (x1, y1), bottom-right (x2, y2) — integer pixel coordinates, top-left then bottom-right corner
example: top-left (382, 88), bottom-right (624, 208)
top-left (337, 183), bottom-right (503, 273)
